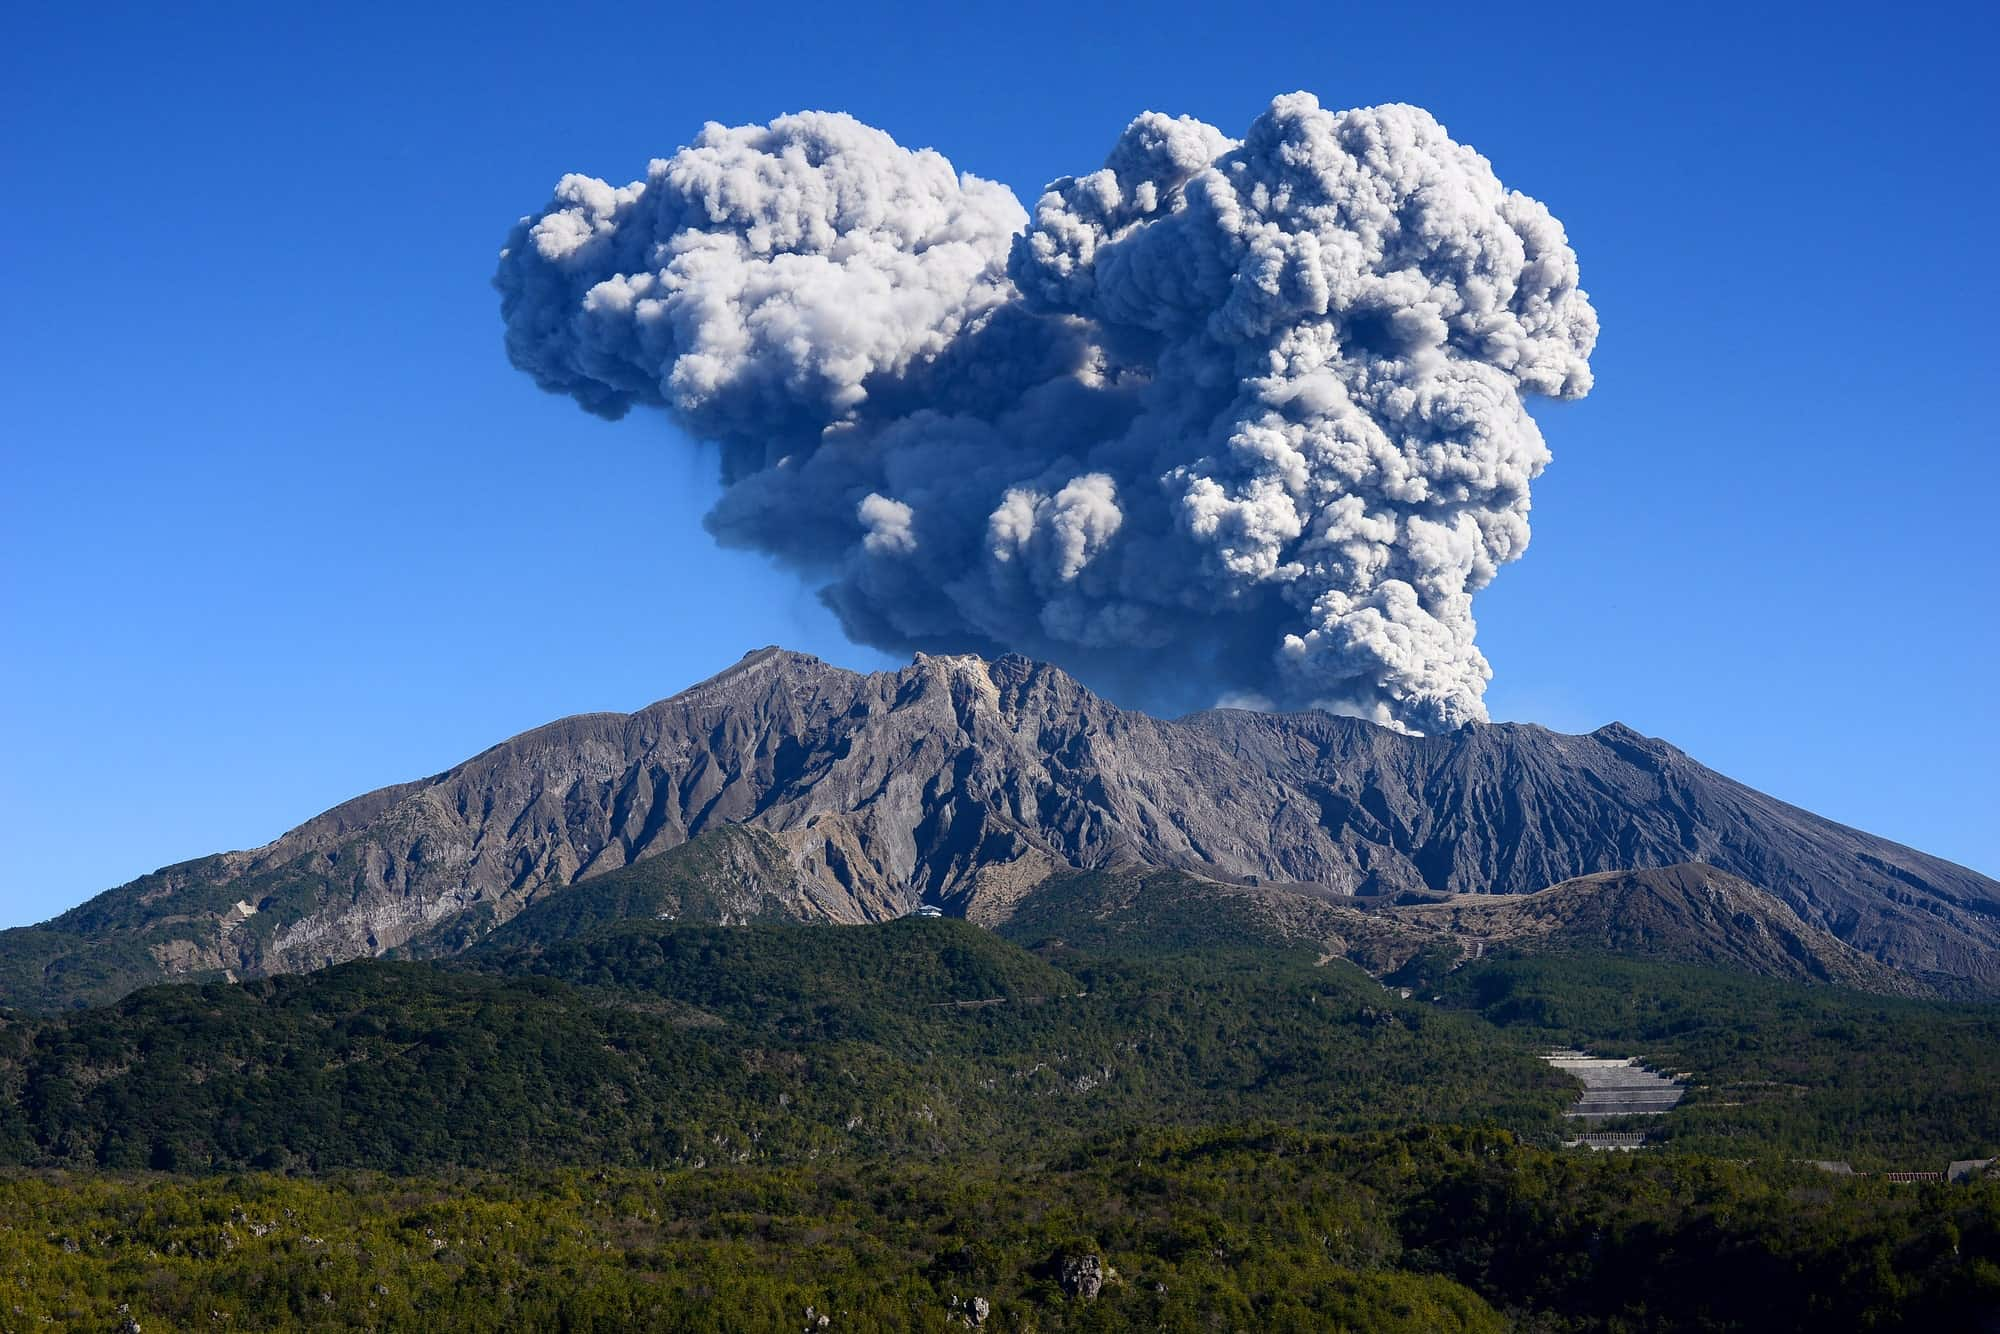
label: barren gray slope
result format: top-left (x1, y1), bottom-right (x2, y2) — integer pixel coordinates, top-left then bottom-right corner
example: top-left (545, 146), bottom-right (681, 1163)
top-left (1376, 864), bottom-right (1925, 994)
top-left (1179, 707), bottom-right (2000, 989)
top-left (993, 863), bottom-right (1931, 996)
top-left (4, 646), bottom-right (1996, 1010)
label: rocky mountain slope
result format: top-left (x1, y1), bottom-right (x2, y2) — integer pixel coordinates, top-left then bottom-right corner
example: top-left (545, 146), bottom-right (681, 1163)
top-left (990, 863), bottom-right (1923, 995)
top-left (445, 825), bottom-right (827, 960)
top-left (5, 647), bottom-right (1997, 1009)
top-left (1368, 864), bottom-right (1926, 994)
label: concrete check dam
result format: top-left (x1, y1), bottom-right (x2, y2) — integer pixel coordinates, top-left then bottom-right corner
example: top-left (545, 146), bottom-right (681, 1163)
top-left (1542, 1050), bottom-right (1687, 1120)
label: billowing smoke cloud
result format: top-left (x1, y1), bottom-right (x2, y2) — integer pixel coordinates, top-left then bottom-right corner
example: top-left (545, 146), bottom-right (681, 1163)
top-left (497, 94), bottom-right (1596, 732)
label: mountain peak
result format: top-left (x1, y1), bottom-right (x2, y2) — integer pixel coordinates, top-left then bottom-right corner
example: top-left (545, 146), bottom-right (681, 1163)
top-left (5, 646), bottom-right (1997, 1011)
top-left (672, 644), bottom-right (825, 693)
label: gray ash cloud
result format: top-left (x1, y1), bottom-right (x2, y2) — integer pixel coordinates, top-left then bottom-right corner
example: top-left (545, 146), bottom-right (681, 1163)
top-left (496, 94), bottom-right (1596, 732)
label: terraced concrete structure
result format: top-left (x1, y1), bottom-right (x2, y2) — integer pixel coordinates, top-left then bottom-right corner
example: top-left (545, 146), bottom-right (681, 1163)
top-left (1564, 1132), bottom-right (1650, 1151)
top-left (1543, 1049), bottom-right (1686, 1120)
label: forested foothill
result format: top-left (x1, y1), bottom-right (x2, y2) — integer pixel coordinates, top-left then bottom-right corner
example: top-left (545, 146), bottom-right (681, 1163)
top-left (3, 911), bottom-right (1998, 1330)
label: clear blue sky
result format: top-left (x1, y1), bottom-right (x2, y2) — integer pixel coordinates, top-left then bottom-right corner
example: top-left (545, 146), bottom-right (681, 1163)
top-left (3, 0), bottom-right (1995, 928)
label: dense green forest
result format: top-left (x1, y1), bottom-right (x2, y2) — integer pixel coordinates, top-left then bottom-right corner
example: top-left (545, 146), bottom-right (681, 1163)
top-left (4, 905), bottom-right (2000, 1329)
top-left (5, 1127), bottom-right (1998, 1330)
top-left (0, 921), bottom-right (1566, 1174)
top-left (1436, 953), bottom-right (2000, 1168)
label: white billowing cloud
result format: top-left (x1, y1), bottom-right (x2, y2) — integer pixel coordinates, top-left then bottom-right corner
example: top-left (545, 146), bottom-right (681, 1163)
top-left (496, 93), bottom-right (1598, 733)
top-left (987, 474), bottom-right (1122, 584)
top-left (858, 493), bottom-right (917, 555)
top-left (497, 111), bottom-right (1025, 473)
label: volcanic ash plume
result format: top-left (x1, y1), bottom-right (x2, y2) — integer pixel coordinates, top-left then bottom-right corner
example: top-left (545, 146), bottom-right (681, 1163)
top-left (495, 94), bottom-right (1597, 733)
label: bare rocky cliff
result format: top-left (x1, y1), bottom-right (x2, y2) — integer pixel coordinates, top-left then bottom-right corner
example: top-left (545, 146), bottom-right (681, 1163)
top-left (6, 646), bottom-right (1997, 1009)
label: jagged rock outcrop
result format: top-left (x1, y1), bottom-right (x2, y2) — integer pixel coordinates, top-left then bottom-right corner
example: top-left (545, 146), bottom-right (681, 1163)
top-left (1056, 1253), bottom-right (1105, 1301)
top-left (4, 646), bottom-right (1997, 1010)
